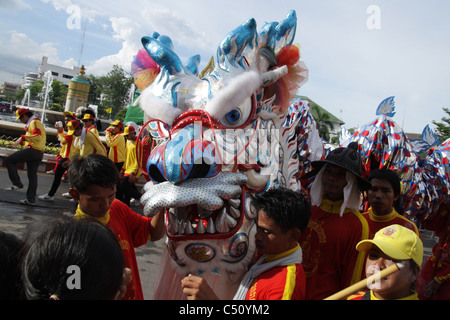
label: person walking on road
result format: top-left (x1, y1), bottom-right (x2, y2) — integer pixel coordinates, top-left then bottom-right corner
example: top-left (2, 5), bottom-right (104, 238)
top-left (4, 108), bottom-right (46, 205)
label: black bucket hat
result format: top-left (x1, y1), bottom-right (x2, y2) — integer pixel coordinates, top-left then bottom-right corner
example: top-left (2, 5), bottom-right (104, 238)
top-left (301, 142), bottom-right (371, 190)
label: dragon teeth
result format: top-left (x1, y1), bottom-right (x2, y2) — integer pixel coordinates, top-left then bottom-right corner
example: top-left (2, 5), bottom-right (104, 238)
top-left (215, 209), bottom-right (228, 233)
top-left (196, 220), bottom-right (206, 234)
top-left (184, 221), bottom-right (194, 234)
top-left (229, 198), bottom-right (240, 209)
top-left (167, 197), bottom-right (242, 235)
top-left (206, 217), bottom-right (215, 233)
top-left (229, 206), bottom-right (240, 219)
top-left (226, 214), bottom-right (237, 228)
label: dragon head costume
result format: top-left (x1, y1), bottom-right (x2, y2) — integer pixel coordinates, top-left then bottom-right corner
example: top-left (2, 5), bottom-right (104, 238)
top-left (134, 10), bottom-right (321, 299)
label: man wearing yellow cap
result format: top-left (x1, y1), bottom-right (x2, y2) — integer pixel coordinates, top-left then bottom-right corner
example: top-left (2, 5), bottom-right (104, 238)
top-left (120, 125), bottom-right (142, 206)
top-left (68, 119), bottom-right (106, 158)
top-left (81, 113), bottom-right (99, 136)
top-left (38, 116), bottom-right (79, 202)
top-left (106, 120), bottom-right (126, 171)
top-left (4, 108), bottom-right (46, 205)
top-left (347, 224), bottom-right (423, 300)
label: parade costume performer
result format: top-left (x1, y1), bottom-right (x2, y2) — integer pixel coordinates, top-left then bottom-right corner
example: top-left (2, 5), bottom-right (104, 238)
top-left (69, 120), bottom-right (107, 157)
top-left (299, 142), bottom-right (371, 300)
top-left (417, 204), bottom-right (450, 300)
top-left (341, 97), bottom-right (421, 216)
top-left (4, 108), bottom-right (46, 205)
top-left (363, 168), bottom-right (420, 238)
top-left (181, 188), bottom-right (310, 300)
top-left (136, 11), bottom-right (313, 299)
top-left (106, 120), bottom-right (126, 171)
top-left (347, 224), bottom-right (423, 300)
top-left (120, 125), bottom-right (142, 206)
top-left (106, 120), bottom-right (126, 201)
top-left (48, 111), bottom-right (76, 174)
top-left (69, 154), bottom-right (164, 300)
top-left (81, 113), bottom-right (99, 136)
top-left (38, 117), bottom-right (79, 202)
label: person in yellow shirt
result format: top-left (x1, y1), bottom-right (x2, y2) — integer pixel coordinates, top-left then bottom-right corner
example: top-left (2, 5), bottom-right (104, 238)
top-left (81, 113), bottom-right (99, 137)
top-left (105, 120), bottom-right (126, 171)
top-left (120, 125), bottom-right (142, 206)
top-left (4, 108), bottom-right (46, 205)
top-left (106, 120), bottom-right (126, 201)
top-left (69, 120), bottom-right (106, 158)
top-left (38, 117), bottom-right (80, 202)
top-left (47, 111), bottom-right (76, 174)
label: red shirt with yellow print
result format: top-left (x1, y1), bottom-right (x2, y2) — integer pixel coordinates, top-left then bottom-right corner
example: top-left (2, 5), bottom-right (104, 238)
top-left (245, 244), bottom-right (306, 300)
top-left (75, 199), bottom-right (151, 300)
top-left (299, 198), bottom-right (369, 300)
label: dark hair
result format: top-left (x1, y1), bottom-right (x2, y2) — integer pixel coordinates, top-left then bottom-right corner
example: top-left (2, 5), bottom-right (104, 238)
top-left (252, 187), bottom-right (311, 233)
top-left (0, 231), bottom-right (24, 299)
top-left (368, 169), bottom-right (401, 196)
top-left (21, 217), bottom-right (124, 300)
top-left (68, 154), bottom-right (119, 193)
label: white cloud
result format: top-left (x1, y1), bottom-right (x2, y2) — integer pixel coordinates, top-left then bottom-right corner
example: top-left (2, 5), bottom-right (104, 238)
top-left (86, 17), bottom-right (144, 76)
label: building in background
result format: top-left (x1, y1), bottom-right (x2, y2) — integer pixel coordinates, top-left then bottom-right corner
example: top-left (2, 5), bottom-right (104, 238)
top-left (21, 72), bottom-right (39, 89)
top-left (38, 56), bottom-right (80, 86)
top-left (0, 82), bottom-right (22, 97)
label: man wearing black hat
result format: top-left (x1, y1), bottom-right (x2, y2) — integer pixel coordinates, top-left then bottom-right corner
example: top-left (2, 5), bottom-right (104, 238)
top-left (299, 142), bottom-right (370, 299)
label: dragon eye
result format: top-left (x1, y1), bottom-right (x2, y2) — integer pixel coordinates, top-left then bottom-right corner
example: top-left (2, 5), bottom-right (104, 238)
top-left (225, 109), bottom-right (241, 124)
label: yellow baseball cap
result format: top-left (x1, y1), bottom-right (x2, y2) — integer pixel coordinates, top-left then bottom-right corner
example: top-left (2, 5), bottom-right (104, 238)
top-left (121, 126), bottom-right (136, 136)
top-left (356, 224), bottom-right (423, 267)
top-left (110, 119), bottom-right (124, 129)
top-left (82, 113), bottom-right (95, 121)
top-left (15, 108), bottom-right (29, 121)
top-left (67, 120), bottom-right (81, 135)
top-left (63, 111), bottom-right (75, 119)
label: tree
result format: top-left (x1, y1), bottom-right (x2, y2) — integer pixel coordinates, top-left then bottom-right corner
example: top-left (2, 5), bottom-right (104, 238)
top-left (16, 80), bottom-right (44, 102)
top-left (98, 65), bottom-right (134, 118)
top-left (50, 80), bottom-right (68, 111)
top-left (432, 107), bottom-right (450, 142)
top-left (311, 105), bottom-right (334, 142)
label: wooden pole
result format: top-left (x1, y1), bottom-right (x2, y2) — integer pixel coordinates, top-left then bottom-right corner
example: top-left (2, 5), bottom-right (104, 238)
top-left (324, 262), bottom-right (404, 300)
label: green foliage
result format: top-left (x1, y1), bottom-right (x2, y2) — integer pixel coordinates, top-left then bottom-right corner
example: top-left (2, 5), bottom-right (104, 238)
top-left (50, 80), bottom-right (68, 106)
top-left (14, 65), bottom-right (134, 122)
top-left (311, 105), bottom-right (334, 142)
top-left (15, 80), bottom-right (44, 102)
top-left (432, 107), bottom-right (450, 142)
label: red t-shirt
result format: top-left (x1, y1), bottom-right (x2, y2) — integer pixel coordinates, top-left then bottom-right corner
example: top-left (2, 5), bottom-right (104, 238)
top-left (245, 263), bottom-right (306, 300)
top-left (299, 198), bottom-right (369, 300)
top-left (362, 209), bottom-right (420, 239)
top-left (75, 199), bottom-right (151, 300)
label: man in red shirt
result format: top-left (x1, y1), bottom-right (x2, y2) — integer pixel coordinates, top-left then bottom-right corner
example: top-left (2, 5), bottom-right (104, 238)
top-left (68, 154), bottom-right (164, 300)
top-left (364, 168), bottom-right (420, 238)
top-left (299, 142), bottom-right (371, 299)
top-left (181, 187), bottom-right (311, 300)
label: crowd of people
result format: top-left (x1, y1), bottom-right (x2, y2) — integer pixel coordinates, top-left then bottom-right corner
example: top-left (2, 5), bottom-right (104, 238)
top-left (0, 108), bottom-right (448, 300)
top-left (3, 107), bottom-right (146, 207)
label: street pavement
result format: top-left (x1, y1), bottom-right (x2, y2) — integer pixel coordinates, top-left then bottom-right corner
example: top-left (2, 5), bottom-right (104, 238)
top-left (0, 166), bottom-right (439, 299)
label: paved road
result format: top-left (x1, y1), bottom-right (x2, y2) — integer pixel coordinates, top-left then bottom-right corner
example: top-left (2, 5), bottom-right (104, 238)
top-left (0, 166), bottom-right (165, 300)
top-left (0, 166), bottom-right (439, 300)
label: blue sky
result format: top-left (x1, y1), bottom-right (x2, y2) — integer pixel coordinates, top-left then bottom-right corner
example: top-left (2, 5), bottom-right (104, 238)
top-left (1, 0), bottom-right (449, 134)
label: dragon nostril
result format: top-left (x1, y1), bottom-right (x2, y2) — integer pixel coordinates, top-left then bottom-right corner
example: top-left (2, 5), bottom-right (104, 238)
top-left (148, 164), bottom-right (167, 183)
top-left (187, 162), bottom-right (211, 181)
